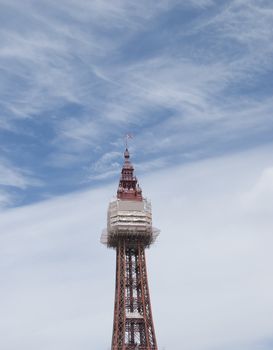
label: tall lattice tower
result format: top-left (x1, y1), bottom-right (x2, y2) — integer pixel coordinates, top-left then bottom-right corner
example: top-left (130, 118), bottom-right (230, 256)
top-left (101, 147), bottom-right (159, 350)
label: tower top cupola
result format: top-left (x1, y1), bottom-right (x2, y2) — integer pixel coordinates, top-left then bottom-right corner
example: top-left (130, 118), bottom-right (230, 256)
top-left (117, 148), bottom-right (142, 201)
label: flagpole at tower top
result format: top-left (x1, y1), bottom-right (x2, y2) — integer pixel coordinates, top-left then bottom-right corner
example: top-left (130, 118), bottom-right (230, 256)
top-left (125, 133), bottom-right (133, 149)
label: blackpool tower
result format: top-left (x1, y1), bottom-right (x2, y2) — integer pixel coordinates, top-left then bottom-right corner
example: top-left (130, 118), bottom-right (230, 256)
top-left (101, 147), bottom-right (159, 350)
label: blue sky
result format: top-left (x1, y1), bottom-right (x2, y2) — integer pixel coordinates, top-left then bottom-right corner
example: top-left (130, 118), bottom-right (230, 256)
top-left (1, 0), bottom-right (273, 207)
top-left (1, 1), bottom-right (273, 349)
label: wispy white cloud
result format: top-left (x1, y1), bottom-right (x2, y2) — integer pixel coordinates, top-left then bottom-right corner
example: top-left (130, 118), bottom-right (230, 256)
top-left (1, 0), bottom-right (273, 202)
top-left (56, 117), bottom-right (100, 148)
top-left (91, 151), bottom-right (121, 172)
top-left (0, 158), bottom-right (43, 209)
top-left (46, 152), bottom-right (89, 168)
top-left (135, 158), bottom-right (168, 173)
top-left (0, 159), bottom-right (42, 189)
top-left (88, 169), bottom-right (120, 181)
top-left (88, 151), bottom-right (121, 180)
top-left (213, 1), bottom-right (273, 46)
top-left (0, 0), bottom-right (177, 122)
top-left (44, 0), bottom-right (176, 25)
top-left (0, 189), bottom-right (15, 209)
top-left (188, 0), bottom-right (273, 74)
top-left (1, 0), bottom-right (272, 133)
top-left (241, 166), bottom-right (273, 215)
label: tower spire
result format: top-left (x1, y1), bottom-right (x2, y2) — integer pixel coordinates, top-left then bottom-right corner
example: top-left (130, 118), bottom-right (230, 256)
top-left (117, 147), bottom-right (142, 201)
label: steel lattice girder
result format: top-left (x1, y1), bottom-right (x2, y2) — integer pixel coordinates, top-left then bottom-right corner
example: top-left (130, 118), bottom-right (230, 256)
top-left (111, 240), bottom-right (157, 350)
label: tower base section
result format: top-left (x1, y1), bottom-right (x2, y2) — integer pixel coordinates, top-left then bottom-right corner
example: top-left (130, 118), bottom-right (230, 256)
top-left (112, 240), bottom-right (157, 350)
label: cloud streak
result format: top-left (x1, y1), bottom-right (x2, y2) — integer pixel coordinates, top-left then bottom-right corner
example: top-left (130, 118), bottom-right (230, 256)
top-left (0, 0), bottom-right (273, 205)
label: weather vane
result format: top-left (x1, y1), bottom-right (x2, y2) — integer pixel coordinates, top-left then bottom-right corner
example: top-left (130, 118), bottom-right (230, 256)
top-left (124, 133), bottom-right (133, 149)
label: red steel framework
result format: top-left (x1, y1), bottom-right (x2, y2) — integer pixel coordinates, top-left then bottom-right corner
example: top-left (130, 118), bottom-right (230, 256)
top-left (101, 148), bottom-right (159, 350)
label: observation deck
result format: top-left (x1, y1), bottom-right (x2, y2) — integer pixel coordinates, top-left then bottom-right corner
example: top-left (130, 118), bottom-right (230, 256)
top-left (101, 198), bottom-right (159, 248)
